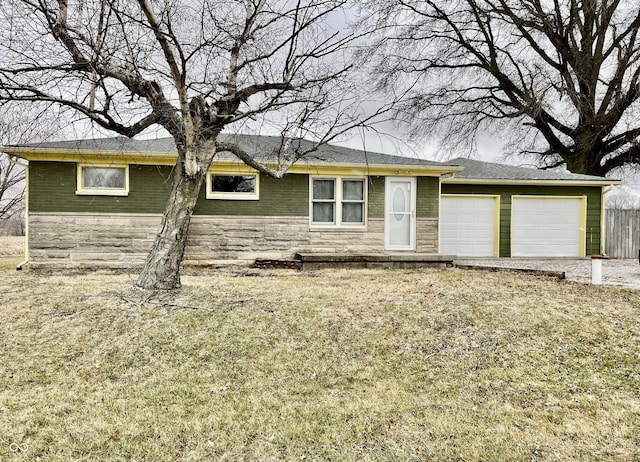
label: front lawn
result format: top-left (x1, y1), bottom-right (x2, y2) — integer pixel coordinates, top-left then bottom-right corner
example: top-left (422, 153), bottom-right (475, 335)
top-left (1, 265), bottom-right (638, 461)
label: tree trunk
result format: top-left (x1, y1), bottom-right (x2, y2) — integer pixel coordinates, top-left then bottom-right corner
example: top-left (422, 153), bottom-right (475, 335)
top-left (134, 148), bottom-right (209, 291)
top-left (566, 137), bottom-right (607, 176)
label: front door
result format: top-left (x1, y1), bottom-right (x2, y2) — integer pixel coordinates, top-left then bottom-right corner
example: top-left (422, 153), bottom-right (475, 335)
top-left (385, 177), bottom-right (416, 251)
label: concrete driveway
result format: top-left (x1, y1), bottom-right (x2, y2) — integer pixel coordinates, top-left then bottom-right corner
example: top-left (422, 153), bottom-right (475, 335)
top-left (457, 258), bottom-right (640, 290)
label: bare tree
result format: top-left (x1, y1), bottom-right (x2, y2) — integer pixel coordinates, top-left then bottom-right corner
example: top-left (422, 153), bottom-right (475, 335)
top-left (363, 0), bottom-right (640, 176)
top-left (606, 189), bottom-right (640, 209)
top-left (0, 155), bottom-right (24, 225)
top-left (0, 114), bottom-right (27, 226)
top-left (0, 105), bottom-right (60, 229)
top-left (605, 166), bottom-right (640, 208)
top-left (0, 0), bottom-right (386, 290)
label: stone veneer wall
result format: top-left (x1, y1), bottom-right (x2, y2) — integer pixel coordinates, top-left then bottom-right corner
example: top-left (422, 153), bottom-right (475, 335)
top-left (27, 213), bottom-right (439, 268)
top-left (28, 213), bottom-right (161, 268)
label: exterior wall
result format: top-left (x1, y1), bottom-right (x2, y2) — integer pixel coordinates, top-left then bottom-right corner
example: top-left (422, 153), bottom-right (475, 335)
top-left (188, 216), bottom-right (389, 262)
top-left (27, 213), bottom-right (439, 267)
top-left (441, 183), bottom-right (603, 256)
top-left (416, 218), bottom-right (439, 253)
top-left (28, 213), bottom-right (161, 267)
top-left (367, 176), bottom-right (385, 218)
top-left (26, 162), bottom-right (442, 267)
top-left (417, 176), bottom-right (440, 218)
top-left (29, 161), bottom-right (308, 216)
top-left (29, 162), bottom-right (440, 218)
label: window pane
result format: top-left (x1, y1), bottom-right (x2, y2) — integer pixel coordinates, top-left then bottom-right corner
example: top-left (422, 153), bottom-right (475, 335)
top-left (83, 167), bottom-right (125, 189)
top-left (313, 179), bottom-right (335, 200)
top-left (313, 203), bottom-right (335, 223)
top-left (342, 203), bottom-right (364, 223)
top-left (342, 180), bottom-right (364, 201)
top-left (392, 186), bottom-right (407, 221)
top-left (212, 175), bottom-right (256, 193)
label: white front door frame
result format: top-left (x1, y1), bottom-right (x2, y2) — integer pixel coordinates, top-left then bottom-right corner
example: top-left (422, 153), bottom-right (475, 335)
top-left (384, 177), bottom-right (417, 251)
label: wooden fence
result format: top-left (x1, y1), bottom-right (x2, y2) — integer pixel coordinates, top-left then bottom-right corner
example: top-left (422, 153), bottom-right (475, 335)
top-left (606, 209), bottom-right (640, 259)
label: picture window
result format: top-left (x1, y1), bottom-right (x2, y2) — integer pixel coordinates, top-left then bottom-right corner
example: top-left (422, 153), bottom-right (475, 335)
top-left (77, 165), bottom-right (128, 196)
top-left (206, 173), bottom-right (259, 200)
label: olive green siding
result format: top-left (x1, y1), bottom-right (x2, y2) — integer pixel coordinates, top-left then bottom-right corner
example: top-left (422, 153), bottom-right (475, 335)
top-left (194, 173), bottom-right (309, 216)
top-left (365, 176), bottom-right (439, 219)
top-left (30, 162), bottom-right (173, 214)
top-left (367, 176), bottom-right (385, 219)
top-left (29, 161), bottom-right (427, 221)
top-left (29, 161), bottom-right (308, 216)
top-left (441, 183), bottom-right (603, 256)
top-left (417, 177), bottom-right (440, 218)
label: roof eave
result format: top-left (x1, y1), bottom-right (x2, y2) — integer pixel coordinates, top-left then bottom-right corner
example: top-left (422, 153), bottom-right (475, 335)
top-left (286, 162), bottom-right (463, 176)
top-left (2, 147), bottom-right (177, 163)
top-left (2, 146), bottom-right (464, 176)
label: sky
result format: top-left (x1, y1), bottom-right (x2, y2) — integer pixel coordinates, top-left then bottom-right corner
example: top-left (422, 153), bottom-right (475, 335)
top-left (333, 123), bottom-right (504, 163)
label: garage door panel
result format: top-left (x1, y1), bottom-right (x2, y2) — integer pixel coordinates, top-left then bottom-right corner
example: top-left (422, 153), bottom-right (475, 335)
top-left (458, 228), bottom-right (493, 239)
top-left (441, 196), bottom-right (498, 257)
top-left (511, 197), bottom-right (584, 257)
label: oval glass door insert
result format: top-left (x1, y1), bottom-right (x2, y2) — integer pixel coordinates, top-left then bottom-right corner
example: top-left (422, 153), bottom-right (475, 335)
top-left (393, 186), bottom-right (407, 221)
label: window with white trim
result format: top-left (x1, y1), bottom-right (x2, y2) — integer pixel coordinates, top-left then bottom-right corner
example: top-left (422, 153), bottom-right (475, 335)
top-left (76, 164), bottom-right (128, 196)
top-left (206, 173), bottom-right (259, 200)
top-left (311, 177), bottom-right (366, 226)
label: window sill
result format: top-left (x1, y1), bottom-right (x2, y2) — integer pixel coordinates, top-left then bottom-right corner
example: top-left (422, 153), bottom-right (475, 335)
top-left (76, 190), bottom-right (129, 197)
top-left (309, 223), bottom-right (367, 231)
top-left (206, 194), bottom-right (260, 201)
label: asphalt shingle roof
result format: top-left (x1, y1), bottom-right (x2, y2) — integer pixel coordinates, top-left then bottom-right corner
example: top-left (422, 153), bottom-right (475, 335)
top-left (23, 134), bottom-right (449, 167)
top-left (447, 157), bottom-right (613, 182)
top-left (11, 135), bottom-right (619, 182)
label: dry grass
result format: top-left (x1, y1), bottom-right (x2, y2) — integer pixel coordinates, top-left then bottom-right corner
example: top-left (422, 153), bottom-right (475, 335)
top-left (0, 236), bottom-right (26, 272)
top-left (1, 265), bottom-right (639, 461)
top-left (0, 236), bottom-right (24, 257)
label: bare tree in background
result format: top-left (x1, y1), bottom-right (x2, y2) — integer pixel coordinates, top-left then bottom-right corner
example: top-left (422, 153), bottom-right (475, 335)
top-left (606, 190), bottom-right (640, 209)
top-left (364, 0), bottom-right (640, 176)
top-left (0, 106), bottom-right (60, 230)
top-left (0, 155), bottom-right (23, 227)
top-left (0, 0), bottom-right (387, 289)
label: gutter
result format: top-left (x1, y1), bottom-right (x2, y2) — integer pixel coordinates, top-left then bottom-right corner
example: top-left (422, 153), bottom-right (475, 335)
top-left (7, 154), bottom-right (28, 270)
top-left (441, 177), bottom-right (624, 187)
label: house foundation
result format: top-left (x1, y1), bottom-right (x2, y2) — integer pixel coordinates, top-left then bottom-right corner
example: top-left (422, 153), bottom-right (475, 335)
top-left (27, 213), bottom-right (440, 268)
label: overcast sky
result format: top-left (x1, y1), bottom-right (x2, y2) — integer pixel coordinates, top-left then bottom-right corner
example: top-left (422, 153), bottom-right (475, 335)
top-left (334, 124), bottom-right (504, 164)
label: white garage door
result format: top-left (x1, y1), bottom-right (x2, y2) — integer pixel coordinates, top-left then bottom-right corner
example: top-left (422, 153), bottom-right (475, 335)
top-left (440, 195), bottom-right (498, 257)
top-left (511, 196), bottom-right (585, 257)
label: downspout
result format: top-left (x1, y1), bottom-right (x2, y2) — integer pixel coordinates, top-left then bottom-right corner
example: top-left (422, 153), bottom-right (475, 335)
top-left (600, 185), bottom-right (615, 256)
top-left (438, 176), bottom-right (442, 254)
top-left (7, 154), bottom-right (29, 270)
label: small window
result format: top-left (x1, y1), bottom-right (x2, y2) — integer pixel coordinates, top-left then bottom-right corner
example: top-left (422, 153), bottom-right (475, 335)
top-left (206, 173), bottom-right (259, 200)
top-left (311, 177), bottom-right (365, 226)
top-left (77, 165), bottom-right (128, 196)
